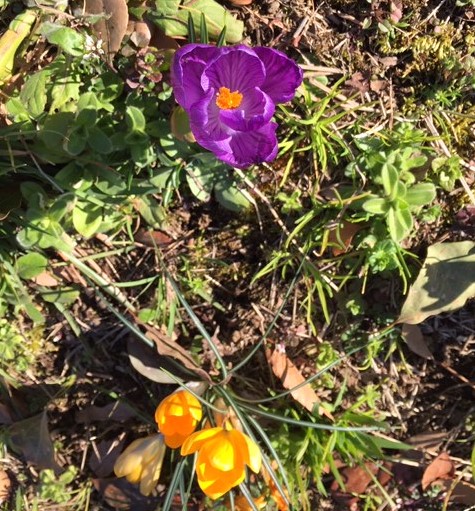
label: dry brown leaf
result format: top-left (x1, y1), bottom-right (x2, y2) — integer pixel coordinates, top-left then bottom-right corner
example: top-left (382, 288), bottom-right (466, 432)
top-left (134, 228), bottom-right (174, 247)
top-left (0, 403), bottom-right (13, 425)
top-left (33, 271), bottom-right (58, 287)
top-left (76, 402), bottom-right (136, 423)
top-left (138, 320), bottom-right (212, 383)
top-left (267, 344), bottom-right (333, 420)
top-left (93, 477), bottom-right (159, 510)
top-left (401, 323), bottom-right (433, 359)
top-left (328, 221), bottom-right (363, 256)
top-left (89, 438), bottom-right (126, 478)
top-left (229, 0), bottom-right (253, 5)
top-left (128, 20), bottom-right (152, 48)
top-left (85, 0), bottom-right (129, 63)
top-left (9, 412), bottom-right (62, 474)
top-left (439, 479), bottom-right (475, 506)
top-left (421, 452), bottom-right (454, 490)
top-left (0, 470), bottom-right (11, 504)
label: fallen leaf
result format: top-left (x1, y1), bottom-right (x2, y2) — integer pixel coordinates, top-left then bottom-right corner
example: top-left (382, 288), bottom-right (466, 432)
top-left (137, 320), bottom-right (212, 383)
top-left (33, 271), bottom-right (58, 287)
top-left (328, 221), bottom-right (363, 256)
top-left (440, 479), bottom-right (475, 506)
top-left (0, 403), bottom-right (13, 425)
top-left (390, 0), bottom-right (403, 23)
top-left (9, 412), bottom-right (62, 474)
top-left (421, 452), bottom-right (454, 491)
top-left (267, 344), bottom-right (333, 420)
top-left (127, 336), bottom-right (194, 384)
top-left (89, 438), bottom-right (126, 478)
top-left (134, 229), bottom-right (173, 247)
top-left (398, 241), bottom-right (475, 324)
top-left (331, 462), bottom-right (379, 494)
top-left (85, 0), bottom-right (129, 63)
top-left (128, 21), bottom-right (152, 48)
top-left (401, 323), bottom-right (433, 359)
top-left (76, 402), bottom-right (136, 423)
top-left (0, 470), bottom-right (11, 504)
top-left (229, 0), bottom-right (253, 4)
top-left (93, 477), bottom-right (160, 510)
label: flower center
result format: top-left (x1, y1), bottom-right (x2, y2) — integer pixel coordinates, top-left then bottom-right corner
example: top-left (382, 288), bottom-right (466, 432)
top-left (216, 87), bottom-right (243, 110)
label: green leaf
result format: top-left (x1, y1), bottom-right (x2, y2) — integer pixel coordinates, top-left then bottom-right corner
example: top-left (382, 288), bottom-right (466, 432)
top-left (91, 166), bottom-right (127, 195)
top-left (186, 164), bottom-right (218, 201)
top-left (87, 126), bottom-right (113, 154)
top-left (405, 183), bottom-right (436, 208)
top-left (39, 112), bottom-right (74, 150)
top-left (50, 73), bottom-right (81, 112)
top-left (72, 202), bottom-right (103, 238)
top-left (387, 205), bottom-right (412, 242)
top-left (40, 23), bottom-right (86, 57)
top-left (20, 70), bottom-right (50, 118)
top-left (214, 174), bottom-right (252, 212)
top-left (362, 197), bottom-right (389, 215)
top-left (16, 253), bottom-right (48, 279)
top-left (381, 163), bottom-right (399, 198)
top-left (153, 0), bottom-right (244, 43)
top-left (399, 241), bottom-right (475, 324)
top-left (126, 106), bottom-right (147, 133)
top-left (41, 287), bottom-right (80, 305)
top-left (155, 0), bottom-right (181, 15)
top-left (63, 128), bottom-right (87, 156)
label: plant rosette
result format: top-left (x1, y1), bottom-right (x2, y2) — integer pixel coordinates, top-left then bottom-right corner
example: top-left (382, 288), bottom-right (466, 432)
top-left (172, 44), bottom-right (303, 168)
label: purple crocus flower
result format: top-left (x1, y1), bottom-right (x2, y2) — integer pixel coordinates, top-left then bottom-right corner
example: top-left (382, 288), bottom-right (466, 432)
top-left (172, 44), bottom-right (303, 168)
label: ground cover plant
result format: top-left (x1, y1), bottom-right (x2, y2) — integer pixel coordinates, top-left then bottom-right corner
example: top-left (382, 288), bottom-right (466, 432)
top-left (0, 0), bottom-right (474, 510)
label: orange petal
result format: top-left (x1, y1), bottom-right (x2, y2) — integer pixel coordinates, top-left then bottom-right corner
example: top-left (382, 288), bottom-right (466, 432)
top-left (180, 427), bottom-right (222, 456)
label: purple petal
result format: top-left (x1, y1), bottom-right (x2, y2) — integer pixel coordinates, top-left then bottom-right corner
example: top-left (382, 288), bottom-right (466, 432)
top-left (189, 89), bottom-right (233, 159)
top-left (201, 46), bottom-right (266, 94)
top-left (253, 47), bottom-right (303, 103)
top-left (226, 122), bottom-right (279, 168)
top-left (219, 88), bottom-right (275, 132)
top-left (172, 44), bottom-right (218, 110)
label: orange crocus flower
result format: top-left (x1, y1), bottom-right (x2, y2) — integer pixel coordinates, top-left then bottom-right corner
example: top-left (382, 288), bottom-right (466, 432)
top-left (155, 389), bottom-right (203, 448)
top-left (181, 426), bottom-right (262, 499)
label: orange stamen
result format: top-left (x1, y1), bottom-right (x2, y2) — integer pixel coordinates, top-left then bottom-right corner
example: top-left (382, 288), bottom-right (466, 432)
top-left (216, 86), bottom-right (243, 110)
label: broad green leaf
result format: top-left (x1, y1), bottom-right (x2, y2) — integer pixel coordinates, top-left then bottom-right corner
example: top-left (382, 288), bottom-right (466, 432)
top-left (405, 183), bottom-right (436, 208)
top-left (63, 128), bottom-right (87, 156)
top-left (92, 166), bottom-right (127, 195)
top-left (16, 253), bottom-right (48, 279)
top-left (41, 287), bottom-right (80, 305)
top-left (387, 205), bottom-right (412, 242)
top-left (50, 74), bottom-right (81, 112)
top-left (126, 105), bottom-right (147, 133)
top-left (87, 126), bottom-right (113, 154)
top-left (39, 112), bottom-right (74, 150)
top-left (133, 195), bottom-right (165, 228)
top-left (214, 174), bottom-right (252, 212)
top-left (398, 241), bottom-right (475, 324)
top-left (20, 70), bottom-right (50, 118)
top-left (40, 23), bottom-right (86, 57)
top-left (131, 144), bottom-right (156, 168)
top-left (381, 163), bottom-right (399, 199)
top-left (153, 0), bottom-right (244, 43)
top-left (186, 164), bottom-right (218, 201)
top-left (156, 0), bottom-right (181, 14)
top-left (72, 202), bottom-right (103, 238)
top-left (362, 197), bottom-right (389, 215)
